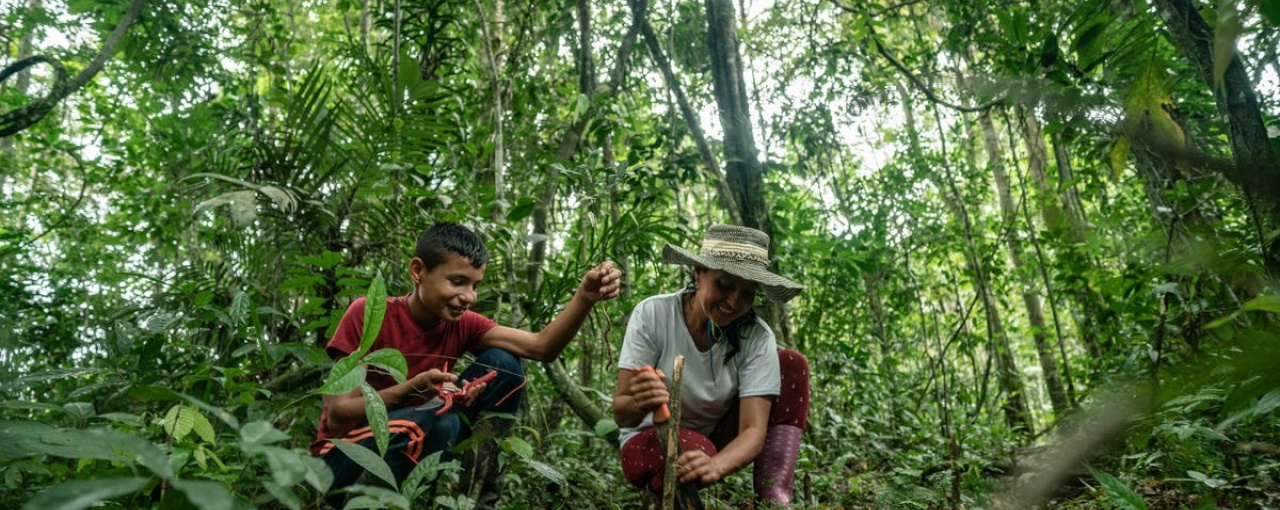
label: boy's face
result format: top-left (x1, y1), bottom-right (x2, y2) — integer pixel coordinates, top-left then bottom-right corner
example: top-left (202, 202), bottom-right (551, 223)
top-left (408, 252), bottom-right (485, 325)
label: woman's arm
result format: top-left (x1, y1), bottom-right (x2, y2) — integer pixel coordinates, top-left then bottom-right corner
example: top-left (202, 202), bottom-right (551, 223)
top-left (677, 395), bottom-right (772, 485)
top-left (612, 367), bottom-right (670, 428)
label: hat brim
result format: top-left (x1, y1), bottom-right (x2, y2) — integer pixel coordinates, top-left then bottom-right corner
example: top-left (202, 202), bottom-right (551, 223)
top-left (663, 244), bottom-right (803, 303)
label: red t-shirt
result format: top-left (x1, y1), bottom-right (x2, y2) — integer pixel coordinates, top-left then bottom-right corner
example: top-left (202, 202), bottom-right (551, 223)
top-left (310, 294), bottom-right (497, 455)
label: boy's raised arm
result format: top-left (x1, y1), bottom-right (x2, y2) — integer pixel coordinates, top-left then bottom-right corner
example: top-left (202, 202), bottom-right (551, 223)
top-left (477, 260), bottom-right (622, 361)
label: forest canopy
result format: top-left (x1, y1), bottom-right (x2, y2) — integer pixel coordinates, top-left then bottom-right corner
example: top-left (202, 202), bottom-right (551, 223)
top-left (2, 0), bottom-right (1280, 508)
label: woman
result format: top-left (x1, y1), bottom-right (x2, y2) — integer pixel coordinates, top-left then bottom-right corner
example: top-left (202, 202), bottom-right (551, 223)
top-left (613, 224), bottom-right (810, 506)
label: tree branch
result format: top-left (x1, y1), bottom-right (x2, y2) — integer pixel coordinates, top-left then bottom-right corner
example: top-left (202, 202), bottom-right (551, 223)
top-left (827, 0), bottom-right (1002, 113)
top-left (634, 3), bottom-right (743, 224)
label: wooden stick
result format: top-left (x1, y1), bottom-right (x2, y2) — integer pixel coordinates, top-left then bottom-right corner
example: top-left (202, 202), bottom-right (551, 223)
top-left (662, 355), bottom-right (685, 509)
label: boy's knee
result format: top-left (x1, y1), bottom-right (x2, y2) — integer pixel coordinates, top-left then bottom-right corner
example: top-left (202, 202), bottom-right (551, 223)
top-left (474, 348), bottom-right (524, 377)
top-left (471, 348), bottom-right (525, 413)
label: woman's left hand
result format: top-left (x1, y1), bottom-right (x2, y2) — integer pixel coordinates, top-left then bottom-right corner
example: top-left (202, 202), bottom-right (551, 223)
top-left (676, 450), bottom-right (725, 485)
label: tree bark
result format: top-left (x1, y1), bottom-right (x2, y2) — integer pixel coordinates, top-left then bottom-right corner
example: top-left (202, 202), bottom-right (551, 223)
top-left (900, 82), bottom-right (1032, 435)
top-left (527, 0), bottom-right (640, 434)
top-left (1151, 0), bottom-right (1280, 269)
top-left (980, 110), bottom-right (1069, 415)
top-left (702, 0), bottom-right (795, 345)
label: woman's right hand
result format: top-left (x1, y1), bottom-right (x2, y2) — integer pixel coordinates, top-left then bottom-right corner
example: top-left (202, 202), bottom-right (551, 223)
top-left (629, 367), bottom-right (670, 414)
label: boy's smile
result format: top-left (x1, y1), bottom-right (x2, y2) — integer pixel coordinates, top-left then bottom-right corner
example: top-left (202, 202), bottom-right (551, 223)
top-left (407, 252), bottom-right (486, 329)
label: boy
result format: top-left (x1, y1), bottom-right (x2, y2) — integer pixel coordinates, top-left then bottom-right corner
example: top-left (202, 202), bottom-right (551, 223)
top-left (311, 222), bottom-right (622, 506)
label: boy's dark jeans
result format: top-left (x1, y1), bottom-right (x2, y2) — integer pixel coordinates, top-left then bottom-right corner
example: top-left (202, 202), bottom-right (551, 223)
top-left (321, 349), bottom-right (525, 499)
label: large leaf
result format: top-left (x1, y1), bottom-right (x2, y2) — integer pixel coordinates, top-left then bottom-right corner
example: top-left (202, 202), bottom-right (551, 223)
top-left (328, 439), bottom-right (397, 488)
top-left (21, 477), bottom-right (149, 510)
top-left (363, 348), bottom-right (408, 384)
top-left (521, 458), bottom-right (567, 485)
top-left (357, 274), bottom-right (388, 357)
top-left (1091, 469), bottom-right (1148, 510)
top-left (239, 420), bottom-right (292, 446)
top-left (318, 356), bottom-right (367, 396)
top-left (164, 405), bottom-right (196, 442)
top-left (171, 479), bottom-right (238, 510)
top-left (400, 452), bottom-right (456, 499)
top-left (343, 485), bottom-right (412, 510)
top-left (360, 382), bottom-right (390, 457)
top-left (0, 421), bottom-right (173, 479)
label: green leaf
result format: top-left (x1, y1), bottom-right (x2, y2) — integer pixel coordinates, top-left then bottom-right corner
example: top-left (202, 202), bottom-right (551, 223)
top-left (0, 368), bottom-right (104, 391)
top-left (1255, 389), bottom-right (1280, 416)
top-left (363, 348), bottom-right (408, 384)
top-left (1242, 295), bottom-right (1280, 314)
top-left (360, 382), bottom-right (390, 457)
top-left (501, 436), bottom-right (534, 460)
top-left (172, 479), bottom-right (238, 510)
top-left (521, 458), bottom-right (567, 485)
top-left (1203, 311), bottom-right (1239, 330)
top-left (328, 439), bottom-right (397, 488)
top-left (344, 485), bottom-right (412, 510)
top-left (0, 421), bottom-right (173, 480)
top-left (191, 410), bottom-right (216, 444)
top-left (400, 452), bottom-right (455, 498)
top-left (239, 420), bottom-right (291, 446)
top-left (1091, 469), bottom-right (1148, 510)
top-left (318, 357), bottom-right (367, 396)
top-left (164, 405), bottom-right (196, 442)
top-left (593, 418), bottom-right (619, 437)
top-left (228, 290), bottom-right (252, 326)
top-left (357, 274), bottom-right (388, 357)
top-left (264, 481), bottom-right (302, 510)
top-left (506, 198), bottom-right (536, 223)
top-left (22, 477), bottom-right (149, 510)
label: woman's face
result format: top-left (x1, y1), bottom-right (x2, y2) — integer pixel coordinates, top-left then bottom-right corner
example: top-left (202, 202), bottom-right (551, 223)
top-left (694, 268), bottom-right (759, 326)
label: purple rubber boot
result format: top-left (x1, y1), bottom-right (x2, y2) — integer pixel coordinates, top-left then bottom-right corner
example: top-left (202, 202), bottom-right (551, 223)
top-left (753, 424), bottom-right (802, 505)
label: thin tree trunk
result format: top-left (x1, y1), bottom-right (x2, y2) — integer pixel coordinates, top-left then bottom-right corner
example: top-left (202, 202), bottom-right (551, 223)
top-left (899, 81), bottom-right (1032, 435)
top-left (527, 0), bottom-right (640, 434)
top-left (980, 110), bottom-right (1068, 415)
top-left (635, 11), bottom-right (741, 225)
top-left (1048, 131), bottom-right (1104, 361)
top-left (702, 0), bottom-right (794, 345)
top-left (1152, 0), bottom-right (1280, 270)
top-left (1012, 110), bottom-right (1077, 407)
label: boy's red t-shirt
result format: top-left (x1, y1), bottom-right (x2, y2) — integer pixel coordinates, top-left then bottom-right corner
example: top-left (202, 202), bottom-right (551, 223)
top-left (310, 294), bottom-right (497, 455)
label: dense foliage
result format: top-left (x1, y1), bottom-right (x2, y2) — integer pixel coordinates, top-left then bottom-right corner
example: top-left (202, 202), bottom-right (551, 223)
top-left (2, 0), bottom-right (1280, 508)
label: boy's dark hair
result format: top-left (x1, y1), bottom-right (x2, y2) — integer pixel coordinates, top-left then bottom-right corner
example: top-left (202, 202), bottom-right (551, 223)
top-left (414, 223), bottom-right (489, 270)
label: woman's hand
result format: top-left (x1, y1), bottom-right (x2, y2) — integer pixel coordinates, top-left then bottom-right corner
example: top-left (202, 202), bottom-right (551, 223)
top-left (676, 450), bottom-right (726, 485)
top-left (629, 367), bottom-right (669, 414)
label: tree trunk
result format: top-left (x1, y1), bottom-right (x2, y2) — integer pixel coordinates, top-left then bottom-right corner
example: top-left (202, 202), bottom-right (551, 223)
top-left (702, 0), bottom-right (794, 345)
top-left (1151, 0), bottom-right (1280, 270)
top-left (899, 82), bottom-right (1032, 435)
top-left (980, 110), bottom-right (1069, 416)
top-left (1047, 131), bottom-right (1104, 361)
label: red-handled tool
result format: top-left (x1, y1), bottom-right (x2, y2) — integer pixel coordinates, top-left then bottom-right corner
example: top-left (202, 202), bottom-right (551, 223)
top-left (634, 366), bottom-right (671, 423)
top-left (432, 368), bottom-right (498, 416)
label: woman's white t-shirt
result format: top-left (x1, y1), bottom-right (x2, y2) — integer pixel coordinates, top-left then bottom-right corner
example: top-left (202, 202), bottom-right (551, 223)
top-left (617, 292), bottom-right (780, 447)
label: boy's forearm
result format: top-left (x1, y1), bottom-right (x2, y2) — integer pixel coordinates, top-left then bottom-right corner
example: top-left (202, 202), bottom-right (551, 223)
top-left (531, 293), bottom-right (596, 361)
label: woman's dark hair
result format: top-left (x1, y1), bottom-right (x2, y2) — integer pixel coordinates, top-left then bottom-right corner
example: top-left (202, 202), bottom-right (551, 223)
top-left (415, 223), bottom-right (489, 270)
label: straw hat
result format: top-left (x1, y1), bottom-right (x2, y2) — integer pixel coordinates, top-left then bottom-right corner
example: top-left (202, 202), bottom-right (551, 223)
top-left (662, 224), bottom-right (803, 303)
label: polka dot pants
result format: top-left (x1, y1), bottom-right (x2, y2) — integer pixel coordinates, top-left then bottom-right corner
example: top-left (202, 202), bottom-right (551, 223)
top-left (619, 349), bottom-right (810, 493)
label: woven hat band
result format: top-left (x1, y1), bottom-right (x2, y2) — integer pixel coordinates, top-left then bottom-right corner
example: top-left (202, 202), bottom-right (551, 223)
top-left (699, 239), bottom-right (769, 267)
